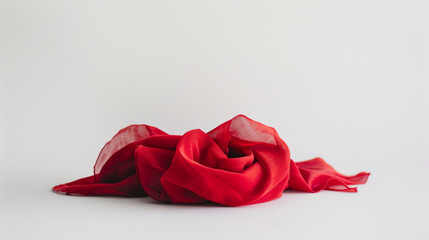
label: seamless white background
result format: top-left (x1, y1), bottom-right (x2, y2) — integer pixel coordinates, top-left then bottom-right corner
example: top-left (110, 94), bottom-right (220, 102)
top-left (1, 1), bottom-right (428, 239)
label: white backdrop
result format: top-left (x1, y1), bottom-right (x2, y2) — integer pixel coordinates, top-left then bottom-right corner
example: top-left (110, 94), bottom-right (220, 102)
top-left (1, 1), bottom-right (428, 239)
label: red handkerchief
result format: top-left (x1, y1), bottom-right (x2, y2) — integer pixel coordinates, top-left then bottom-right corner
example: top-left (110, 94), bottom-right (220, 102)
top-left (53, 115), bottom-right (369, 206)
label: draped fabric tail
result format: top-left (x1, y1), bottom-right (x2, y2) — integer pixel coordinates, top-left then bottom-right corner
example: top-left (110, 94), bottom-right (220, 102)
top-left (52, 175), bottom-right (146, 196)
top-left (288, 157), bottom-right (370, 193)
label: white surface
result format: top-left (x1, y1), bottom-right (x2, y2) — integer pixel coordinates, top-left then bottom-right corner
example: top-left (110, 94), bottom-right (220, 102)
top-left (1, 1), bottom-right (428, 239)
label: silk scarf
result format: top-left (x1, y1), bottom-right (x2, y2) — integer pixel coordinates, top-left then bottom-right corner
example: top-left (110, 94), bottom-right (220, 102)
top-left (53, 115), bottom-right (369, 206)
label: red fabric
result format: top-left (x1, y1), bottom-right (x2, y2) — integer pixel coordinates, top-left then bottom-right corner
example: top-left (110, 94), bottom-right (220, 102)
top-left (53, 115), bottom-right (369, 206)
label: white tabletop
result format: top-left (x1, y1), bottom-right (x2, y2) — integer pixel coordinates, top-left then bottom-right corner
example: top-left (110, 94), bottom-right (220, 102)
top-left (1, 0), bottom-right (428, 239)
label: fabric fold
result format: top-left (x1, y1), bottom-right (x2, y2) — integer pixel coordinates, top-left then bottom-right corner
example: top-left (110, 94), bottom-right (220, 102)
top-left (289, 158), bottom-right (369, 193)
top-left (53, 115), bottom-right (369, 206)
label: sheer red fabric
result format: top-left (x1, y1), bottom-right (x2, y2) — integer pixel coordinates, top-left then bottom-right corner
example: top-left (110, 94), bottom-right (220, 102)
top-left (53, 115), bottom-right (369, 206)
